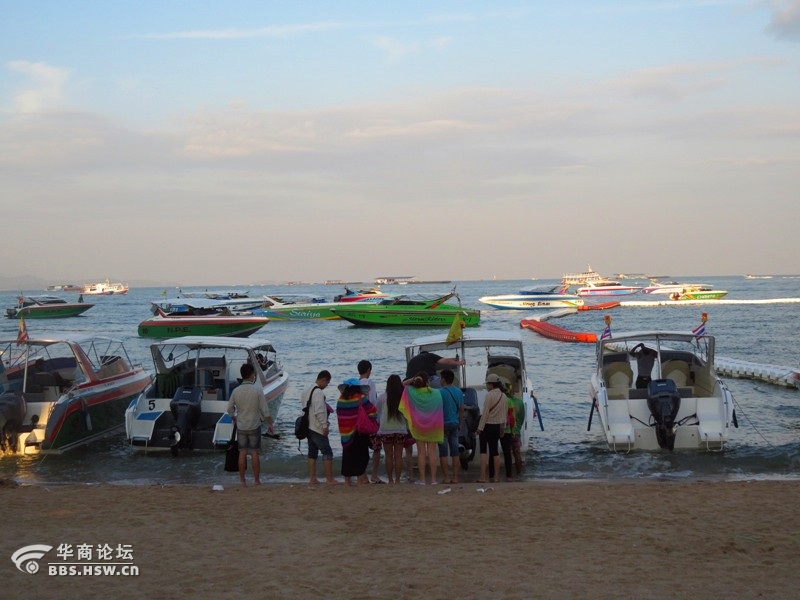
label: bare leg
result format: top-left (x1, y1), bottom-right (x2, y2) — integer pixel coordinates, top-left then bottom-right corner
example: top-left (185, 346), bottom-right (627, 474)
top-left (478, 452), bottom-right (488, 482)
top-left (405, 445), bottom-right (414, 482)
top-left (451, 457), bottom-right (460, 484)
top-left (252, 451), bottom-right (261, 485)
top-left (371, 448), bottom-right (382, 482)
top-left (417, 441), bottom-right (427, 484)
top-left (491, 454), bottom-right (500, 483)
top-left (428, 442), bottom-right (438, 483)
top-left (238, 451), bottom-right (247, 486)
top-left (393, 443), bottom-right (403, 483)
top-left (308, 458), bottom-right (318, 484)
top-left (384, 444), bottom-right (395, 483)
top-left (323, 459), bottom-right (337, 484)
top-left (440, 455), bottom-right (449, 483)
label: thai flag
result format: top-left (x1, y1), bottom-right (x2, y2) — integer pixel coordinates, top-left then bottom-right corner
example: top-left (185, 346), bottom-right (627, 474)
top-left (693, 322), bottom-right (706, 339)
top-left (600, 325), bottom-right (611, 340)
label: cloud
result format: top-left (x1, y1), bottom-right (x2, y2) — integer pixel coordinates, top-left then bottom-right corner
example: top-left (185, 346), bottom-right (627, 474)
top-left (766, 0), bottom-right (800, 41)
top-left (6, 60), bottom-right (70, 113)
top-left (364, 35), bottom-right (452, 59)
top-left (140, 22), bottom-right (344, 40)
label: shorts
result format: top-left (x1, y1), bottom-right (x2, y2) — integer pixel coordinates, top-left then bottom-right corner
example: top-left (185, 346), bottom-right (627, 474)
top-left (510, 434), bottom-right (521, 451)
top-left (437, 423), bottom-right (460, 457)
top-left (307, 429), bottom-right (333, 461)
top-left (380, 433), bottom-right (407, 446)
top-left (237, 428), bottom-right (261, 451)
top-left (369, 434), bottom-right (383, 452)
top-left (403, 434), bottom-right (416, 449)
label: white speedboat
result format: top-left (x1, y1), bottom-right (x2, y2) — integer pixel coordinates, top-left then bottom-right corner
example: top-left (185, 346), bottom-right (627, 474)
top-left (576, 279), bottom-right (641, 296)
top-left (479, 284), bottom-right (584, 310)
top-left (588, 324), bottom-right (737, 451)
top-left (641, 281), bottom-right (712, 294)
top-left (405, 330), bottom-right (543, 470)
top-left (125, 336), bottom-right (288, 454)
top-left (0, 334), bottom-right (151, 454)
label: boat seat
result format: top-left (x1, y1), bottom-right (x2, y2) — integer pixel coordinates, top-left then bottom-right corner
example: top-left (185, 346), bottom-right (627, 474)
top-left (662, 360), bottom-right (691, 387)
top-left (604, 362), bottom-right (633, 399)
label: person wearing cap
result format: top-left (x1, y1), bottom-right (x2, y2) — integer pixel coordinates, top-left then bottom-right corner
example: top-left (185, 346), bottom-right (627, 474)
top-left (476, 373), bottom-right (508, 483)
top-left (405, 351), bottom-right (465, 387)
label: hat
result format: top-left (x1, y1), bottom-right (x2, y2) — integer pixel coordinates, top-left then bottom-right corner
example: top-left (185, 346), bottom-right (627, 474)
top-left (338, 377), bottom-right (364, 394)
top-left (485, 373), bottom-right (502, 384)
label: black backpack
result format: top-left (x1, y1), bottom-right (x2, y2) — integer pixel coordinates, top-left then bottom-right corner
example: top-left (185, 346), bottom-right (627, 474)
top-left (294, 386), bottom-right (317, 441)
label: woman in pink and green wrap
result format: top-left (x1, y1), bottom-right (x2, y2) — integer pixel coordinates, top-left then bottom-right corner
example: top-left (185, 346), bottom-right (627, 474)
top-left (399, 371), bottom-right (443, 485)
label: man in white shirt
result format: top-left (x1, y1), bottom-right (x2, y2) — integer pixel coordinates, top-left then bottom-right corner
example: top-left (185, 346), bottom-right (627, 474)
top-left (302, 370), bottom-right (337, 485)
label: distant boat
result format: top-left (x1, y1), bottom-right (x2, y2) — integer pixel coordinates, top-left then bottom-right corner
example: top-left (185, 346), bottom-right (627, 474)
top-left (46, 284), bottom-right (83, 292)
top-left (576, 279), bottom-right (641, 297)
top-left (5, 295), bottom-right (93, 319)
top-left (561, 266), bottom-right (604, 286)
top-left (137, 300), bottom-right (269, 339)
top-left (333, 286), bottom-right (392, 303)
top-left (744, 274), bottom-right (773, 279)
top-left (478, 285), bottom-right (584, 310)
top-left (331, 292), bottom-right (480, 328)
top-left (83, 279), bottom-right (129, 295)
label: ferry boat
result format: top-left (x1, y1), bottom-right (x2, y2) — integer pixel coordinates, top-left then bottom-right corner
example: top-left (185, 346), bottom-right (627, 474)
top-left (82, 279), bottom-right (129, 295)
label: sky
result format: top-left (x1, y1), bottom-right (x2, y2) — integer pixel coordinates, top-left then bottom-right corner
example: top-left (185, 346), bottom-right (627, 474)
top-left (1, 0), bottom-right (799, 286)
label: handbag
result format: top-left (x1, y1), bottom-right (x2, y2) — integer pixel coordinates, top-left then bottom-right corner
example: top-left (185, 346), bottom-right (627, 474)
top-left (356, 401), bottom-right (378, 435)
top-left (224, 427), bottom-right (239, 472)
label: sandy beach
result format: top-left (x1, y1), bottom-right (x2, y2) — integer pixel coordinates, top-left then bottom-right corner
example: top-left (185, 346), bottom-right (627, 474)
top-left (2, 478), bottom-right (799, 599)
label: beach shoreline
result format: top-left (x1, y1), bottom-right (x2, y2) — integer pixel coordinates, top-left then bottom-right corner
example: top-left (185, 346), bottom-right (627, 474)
top-left (3, 479), bottom-right (799, 598)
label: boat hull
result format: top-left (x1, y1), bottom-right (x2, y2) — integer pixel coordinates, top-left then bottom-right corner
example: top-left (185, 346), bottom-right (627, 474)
top-left (479, 295), bottom-right (584, 310)
top-left (125, 337), bottom-right (288, 452)
top-left (255, 305), bottom-right (341, 321)
top-left (137, 317), bottom-right (269, 338)
top-left (6, 303), bottom-right (93, 319)
top-left (678, 290), bottom-right (728, 301)
top-left (577, 287), bottom-right (640, 297)
top-left (587, 331), bottom-right (736, 452)
top-left (332, 306), bottom-right (480, 327)
top-left (38, 373), bottom-right (152, 452)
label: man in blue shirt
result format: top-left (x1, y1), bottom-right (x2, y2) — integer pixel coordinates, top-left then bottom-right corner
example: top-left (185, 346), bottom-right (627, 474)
top-left (437, 369), bottom-right (465, 484)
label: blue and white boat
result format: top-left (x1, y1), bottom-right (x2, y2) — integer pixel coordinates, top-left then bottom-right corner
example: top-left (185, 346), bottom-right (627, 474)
top-left (478, 284), bottom-right (584, 310)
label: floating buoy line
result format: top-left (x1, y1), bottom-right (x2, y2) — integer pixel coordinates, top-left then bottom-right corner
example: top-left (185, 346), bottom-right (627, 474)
top-left (519, 301), bottom-right (800, 389)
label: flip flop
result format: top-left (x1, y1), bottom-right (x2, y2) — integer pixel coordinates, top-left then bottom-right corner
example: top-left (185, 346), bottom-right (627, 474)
top-left (371, 479), bottom-right (386, 484)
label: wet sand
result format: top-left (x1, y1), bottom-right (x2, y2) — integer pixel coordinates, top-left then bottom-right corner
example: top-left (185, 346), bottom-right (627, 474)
top-left (2, 479), bottom-right (799, 599)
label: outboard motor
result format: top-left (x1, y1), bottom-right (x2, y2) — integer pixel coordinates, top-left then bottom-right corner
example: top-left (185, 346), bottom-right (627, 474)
top-left (169, 387), bottom-right (202, 456)
top-left (458, 388), bottom-right (481, 470)
top-left (0, 392), bottom-right (26, 454)
top-left (647, 379), bottom-right (681, 450)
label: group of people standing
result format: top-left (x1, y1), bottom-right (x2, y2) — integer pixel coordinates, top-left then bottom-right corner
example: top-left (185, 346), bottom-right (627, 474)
top-left (300, 352), bottom-right (526, 486)
top-left (225, 352), bottom-right (526, 486)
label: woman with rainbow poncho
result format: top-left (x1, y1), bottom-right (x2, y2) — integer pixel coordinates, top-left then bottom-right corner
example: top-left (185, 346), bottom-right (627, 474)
top-left (399, 371), bottom-right (443, 485)
top-left (336, 378), bottom-right (377, 486)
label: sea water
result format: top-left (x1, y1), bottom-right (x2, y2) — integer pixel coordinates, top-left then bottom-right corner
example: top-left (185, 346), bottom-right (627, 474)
top-left (2, 275), bottom-right (799, 485)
